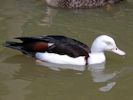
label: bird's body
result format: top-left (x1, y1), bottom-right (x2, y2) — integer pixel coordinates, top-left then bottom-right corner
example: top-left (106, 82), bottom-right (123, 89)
top-left (45, 0), bottom-right (124, 9)
top-left (4, 35), bottom-right (125, 65)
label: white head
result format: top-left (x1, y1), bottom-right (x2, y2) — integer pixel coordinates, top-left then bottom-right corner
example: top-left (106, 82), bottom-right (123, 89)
top-left (91, 35), bottom-right (126, 56)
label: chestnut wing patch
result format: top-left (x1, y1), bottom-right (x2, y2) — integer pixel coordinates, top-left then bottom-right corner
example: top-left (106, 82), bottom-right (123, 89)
top-left (24, 42), bottom-right (49, 52)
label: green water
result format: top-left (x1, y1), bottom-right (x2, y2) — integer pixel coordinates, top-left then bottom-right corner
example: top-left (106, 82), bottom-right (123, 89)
top-left (0, 0), bottom-right (133, 100)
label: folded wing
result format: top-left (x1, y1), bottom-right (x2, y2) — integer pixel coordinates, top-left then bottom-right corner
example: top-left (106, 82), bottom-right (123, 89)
top-left (4, 35), bottom-right (90, 58)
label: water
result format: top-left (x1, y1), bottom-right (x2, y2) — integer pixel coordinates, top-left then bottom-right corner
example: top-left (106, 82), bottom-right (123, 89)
top-left (0, 0), bottom-right (133, 100)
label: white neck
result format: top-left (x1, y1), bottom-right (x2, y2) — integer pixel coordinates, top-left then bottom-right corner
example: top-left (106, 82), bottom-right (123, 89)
top-left (88, 36), bottom-right (107, 64)
top-left (88, 52), bottom-right (105, 65)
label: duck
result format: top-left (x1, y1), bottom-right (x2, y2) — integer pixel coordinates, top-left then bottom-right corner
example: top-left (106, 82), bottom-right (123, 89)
top-left (4, 35), bottom-right (126, 65)
top-left (45, 0), bottom-right (124, 9)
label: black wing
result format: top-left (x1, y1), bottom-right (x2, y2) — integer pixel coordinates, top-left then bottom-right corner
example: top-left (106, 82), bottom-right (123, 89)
top-left (40, 35), bottom-right (90, 58)
top-left (5, 35), bottom-right (90, 58)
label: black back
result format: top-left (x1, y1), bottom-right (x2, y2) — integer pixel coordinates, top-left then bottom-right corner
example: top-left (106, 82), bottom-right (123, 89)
top-left (43, 35), bottom-right (90, 58)
top-left (5, 35), bottom-right (90, 58)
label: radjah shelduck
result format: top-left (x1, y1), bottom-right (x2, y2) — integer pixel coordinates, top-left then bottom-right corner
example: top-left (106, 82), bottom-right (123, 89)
top-left (4, 35), bottom-right (126, 65)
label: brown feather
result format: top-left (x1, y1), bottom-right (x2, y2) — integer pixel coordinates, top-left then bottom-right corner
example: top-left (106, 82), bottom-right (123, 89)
top-left (25, 42), bottom-right (48, 52)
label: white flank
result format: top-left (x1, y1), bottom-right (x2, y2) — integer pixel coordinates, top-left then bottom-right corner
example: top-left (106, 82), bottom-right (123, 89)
top-left (35, 52), bottom-right (86, 65)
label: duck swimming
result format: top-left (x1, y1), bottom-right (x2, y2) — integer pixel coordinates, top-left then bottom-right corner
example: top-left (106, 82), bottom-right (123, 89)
top-left (45, 0), bottom-right (124, 9)
top-left (4, 35), bottom-right (126, 65)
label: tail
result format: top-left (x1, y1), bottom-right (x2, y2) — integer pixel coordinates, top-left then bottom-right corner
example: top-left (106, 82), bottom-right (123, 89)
top-left (4, 41), bottom-right (35, 57)
top-left (4, 41), bottom-right (23, 51)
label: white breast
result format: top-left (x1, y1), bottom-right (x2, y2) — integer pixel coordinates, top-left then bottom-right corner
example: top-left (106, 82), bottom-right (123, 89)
top-left (88, 53), bottom-right (105, 65)
top-left (35, 52), bottom-right (86, 65)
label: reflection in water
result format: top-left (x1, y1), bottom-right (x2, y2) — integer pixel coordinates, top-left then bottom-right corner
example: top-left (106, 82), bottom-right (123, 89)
top-left (36, 60), bottom-right (86, 71)
top-left (40, 7), bottom-right (57, 26)
top-left (3, 55), bottom-right (119, 92)
top-left (99, 82), bottom-right (116, 92)
top-left (40, 4), bottom-right (126, 27)
top-left (37, 61), bottom-right (119, 92)
top-left (89, 63), bottom-right (118, 92)
top-left (37, 60), bottom-right (118, 92)
top-left (89, 63), bottom-right (118, 83)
